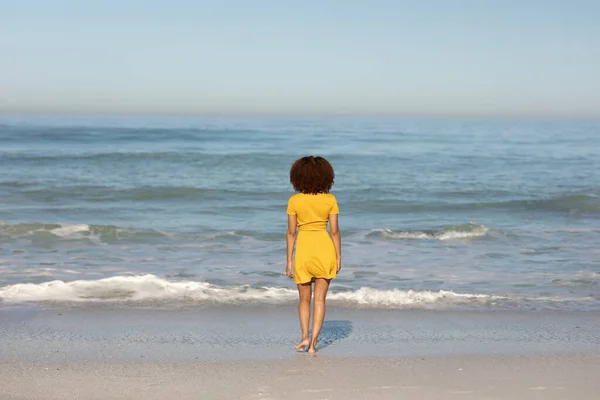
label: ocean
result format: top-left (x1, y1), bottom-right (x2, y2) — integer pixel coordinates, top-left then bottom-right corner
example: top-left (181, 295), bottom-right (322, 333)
top-left (1, 115), bottom-right (599, 311)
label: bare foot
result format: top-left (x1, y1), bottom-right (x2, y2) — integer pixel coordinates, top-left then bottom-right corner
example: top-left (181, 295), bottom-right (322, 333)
top-left (307, 346), bottom-right (318, 355)
top-left (295, 339), bottom-right (309, 352)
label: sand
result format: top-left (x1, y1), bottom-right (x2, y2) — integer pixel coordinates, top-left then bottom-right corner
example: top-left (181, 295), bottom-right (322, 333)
top-left (1, 305), bottom-right (599, 399)
top-left (2, 354), bottom-right (599, 399)
top-left (2, 306), bottom-right (600, 362)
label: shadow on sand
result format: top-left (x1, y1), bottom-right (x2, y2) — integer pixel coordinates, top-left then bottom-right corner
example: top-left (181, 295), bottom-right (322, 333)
top-left (316, 320), bottom-right (353, 350)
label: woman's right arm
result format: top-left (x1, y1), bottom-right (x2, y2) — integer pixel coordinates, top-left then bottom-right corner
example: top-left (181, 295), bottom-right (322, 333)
top-left (329, 214), bottom-right (342, 273)
top-left (286, 214), bottom-right (297, 278)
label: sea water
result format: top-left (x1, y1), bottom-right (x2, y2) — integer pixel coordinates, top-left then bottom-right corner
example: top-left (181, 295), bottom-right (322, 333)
top-left (0, 116), bottom-right (599, 310)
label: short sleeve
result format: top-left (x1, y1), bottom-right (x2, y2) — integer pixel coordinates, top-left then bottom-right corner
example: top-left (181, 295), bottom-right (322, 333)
top-left (286, 196), bottom-right (296, 215)
top-left (330, 195), bottom-right (339, 215)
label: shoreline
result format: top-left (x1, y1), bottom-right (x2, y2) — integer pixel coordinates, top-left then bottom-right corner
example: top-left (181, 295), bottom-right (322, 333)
top-left (1, 305), bottom-right (599, 362)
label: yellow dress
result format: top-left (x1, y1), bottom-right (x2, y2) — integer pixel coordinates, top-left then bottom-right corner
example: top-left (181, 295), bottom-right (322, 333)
top-left (287, 193), bottom-right (339, 284)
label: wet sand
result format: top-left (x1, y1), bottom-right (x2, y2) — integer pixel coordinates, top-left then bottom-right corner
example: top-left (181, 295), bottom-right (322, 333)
top-left (2, 306), bottom-right (599, 361)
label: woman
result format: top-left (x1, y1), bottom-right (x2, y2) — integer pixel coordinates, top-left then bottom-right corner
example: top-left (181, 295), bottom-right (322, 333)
top-left (286, 156), bottom-right (341, 354)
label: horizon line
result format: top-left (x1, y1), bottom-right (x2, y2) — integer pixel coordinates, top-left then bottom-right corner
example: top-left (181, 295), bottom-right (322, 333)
top-left (1, 109), bottom-right (599, 122)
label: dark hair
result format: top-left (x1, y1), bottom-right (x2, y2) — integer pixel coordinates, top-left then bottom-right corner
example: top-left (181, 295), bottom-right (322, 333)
top-left (290, 156), bottom-right (335, 194)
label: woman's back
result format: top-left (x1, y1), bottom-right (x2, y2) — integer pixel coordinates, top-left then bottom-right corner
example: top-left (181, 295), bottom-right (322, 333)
top-left (287, 193), bottom-right (339, 231)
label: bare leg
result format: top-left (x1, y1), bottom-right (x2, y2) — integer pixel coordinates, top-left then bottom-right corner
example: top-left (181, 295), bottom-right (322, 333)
top-left (308, 278), bottom-right (330, 354)
top-left (295, 282), bottom-right (312, 351)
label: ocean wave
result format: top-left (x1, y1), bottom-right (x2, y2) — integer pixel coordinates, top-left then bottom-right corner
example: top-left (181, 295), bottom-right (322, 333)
top-left (367, 223), bottom-right (490, 240)
top-left (112, 186), bottom-right (210, 201)
top-left (0, 221), bottom-right (491, 245)
top-left (0, 181), bottom-right (39, 188)
top-left (0, 274), bottom-right (503, 308)
top-left (0, 124), bottom-right (255, 141)
top-left (1, 149), bottom-right (286, 163)
top-left (347, 194), bottom-right (600, 214)
top-left (11, 185), bottom-right (289, 203)
top-left (0, 221), bottom-right (272, 246)
top-left (0, 222), bottom-right (171, 244)
top-left (15, 185), bottom-right (210, 202)
top-left (492, 194), bottom-right (600, 213)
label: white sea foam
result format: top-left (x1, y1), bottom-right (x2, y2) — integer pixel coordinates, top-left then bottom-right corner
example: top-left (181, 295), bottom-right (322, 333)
top-left (329, 287), bottom-right (497, 306)
top-left (374, 230), bottom-right (432, 240)
top-left (436, 224), bottom-right (489, 240)
top-left (0, 221), bottom-right (171, 243)
top-left (0, 274), bottom-right (503, 308)
top-left (50, 224), bottom-right (90, 238)
top-left (369, 223), bottom-right (489, 240)
top-left (0, 275), bottom-right (295, 303)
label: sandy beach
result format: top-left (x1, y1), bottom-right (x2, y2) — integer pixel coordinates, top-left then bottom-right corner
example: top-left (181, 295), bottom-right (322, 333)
top-left (2, 354), bottom-right (599, 400)
top-left (1, 305), bottom-right (599, 399)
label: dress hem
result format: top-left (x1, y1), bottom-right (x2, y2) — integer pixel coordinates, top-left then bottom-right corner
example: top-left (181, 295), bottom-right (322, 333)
top-left (294, 276), bottom-right (336, 285)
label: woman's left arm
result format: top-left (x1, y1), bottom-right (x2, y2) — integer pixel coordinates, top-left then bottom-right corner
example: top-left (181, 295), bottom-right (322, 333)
top-left (286, 214), bottom-right (297, 278)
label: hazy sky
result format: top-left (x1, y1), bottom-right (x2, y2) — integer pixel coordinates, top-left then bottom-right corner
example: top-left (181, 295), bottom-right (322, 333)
top-left (1, 0), bottom-right (599, 117)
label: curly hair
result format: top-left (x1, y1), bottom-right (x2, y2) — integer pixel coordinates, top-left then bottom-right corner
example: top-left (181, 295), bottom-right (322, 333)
top-left (290, 156), bottom-right (335, 194)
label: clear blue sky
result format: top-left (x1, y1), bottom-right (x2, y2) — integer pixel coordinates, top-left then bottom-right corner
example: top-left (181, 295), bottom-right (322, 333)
top-left (1, 0), bottom-right (599, 117)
